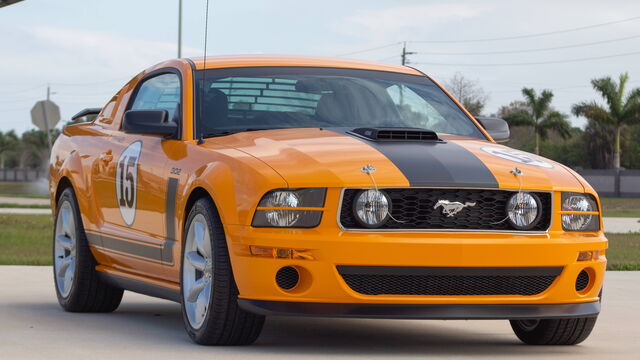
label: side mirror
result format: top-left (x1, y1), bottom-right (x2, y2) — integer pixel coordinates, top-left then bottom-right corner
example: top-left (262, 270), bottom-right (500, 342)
top-left (122, 110), bottom-right (177, 137)
top-left (475, 117), bottom-right (510, 142)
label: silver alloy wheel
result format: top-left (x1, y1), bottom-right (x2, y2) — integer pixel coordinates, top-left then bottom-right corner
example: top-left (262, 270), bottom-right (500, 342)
top-left (54, 201), bottom-right (77, 298)
top-left (182, 214), bottom-right (213, 330)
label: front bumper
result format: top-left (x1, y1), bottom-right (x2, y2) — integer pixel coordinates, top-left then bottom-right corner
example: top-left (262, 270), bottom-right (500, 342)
top-left (239, 299), bottom-right (601, 319)
top-left (227, 223), bottom-right (607, 306)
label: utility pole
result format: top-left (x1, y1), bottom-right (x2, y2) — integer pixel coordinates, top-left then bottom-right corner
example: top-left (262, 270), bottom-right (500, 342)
top-left (400, 41), bottom-right (416, 66)
top-left (177, 0), bottom-right (183, 58)
top-left (43, 85), bottom-right (53, 151)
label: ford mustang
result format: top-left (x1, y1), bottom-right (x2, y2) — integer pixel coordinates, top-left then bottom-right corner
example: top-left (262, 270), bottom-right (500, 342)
top-left (49, 55), bottom-right (606, 345)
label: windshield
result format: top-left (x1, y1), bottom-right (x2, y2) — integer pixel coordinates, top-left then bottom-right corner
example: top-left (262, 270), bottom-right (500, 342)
top-left (195, 67), bottom-right (485, 139)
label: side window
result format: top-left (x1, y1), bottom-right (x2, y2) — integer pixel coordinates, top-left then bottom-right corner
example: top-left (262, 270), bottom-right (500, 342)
top-left (130, 73), bottom-right (181, 122)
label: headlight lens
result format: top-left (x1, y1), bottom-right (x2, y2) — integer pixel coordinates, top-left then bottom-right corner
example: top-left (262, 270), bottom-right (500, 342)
top-left (353, 189), bottom-right (390, 228)
top-left (252, 188), bottom-right (325, 228)
top-left (506, 192), bottom-right (541, 230)
top-left (561, 192), bottom-right (599, 232)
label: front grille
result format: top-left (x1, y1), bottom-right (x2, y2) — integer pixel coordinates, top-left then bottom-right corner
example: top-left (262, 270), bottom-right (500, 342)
top-left (340, 188), bottom-right (552, 231)
top-left (337, 266), bottom-right (561, 296)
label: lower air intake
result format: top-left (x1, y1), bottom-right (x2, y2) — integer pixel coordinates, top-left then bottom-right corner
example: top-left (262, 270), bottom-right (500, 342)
top-left (337, 266), bottom-right (561, 296)
top-left (276, 266), bottom-right (299, 290)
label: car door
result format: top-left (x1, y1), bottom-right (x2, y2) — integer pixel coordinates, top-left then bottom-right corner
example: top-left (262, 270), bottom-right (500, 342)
top-left (93, 72), bottom-right (181, 279)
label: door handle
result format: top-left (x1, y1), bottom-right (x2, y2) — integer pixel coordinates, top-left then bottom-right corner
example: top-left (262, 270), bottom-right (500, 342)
top-left (99, 150), bottom-right (113, 164)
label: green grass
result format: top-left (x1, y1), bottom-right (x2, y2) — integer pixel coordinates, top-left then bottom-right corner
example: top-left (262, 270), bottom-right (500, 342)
top-left (0, 214), bottom-right (52, 265)
top-left (0, 181), bottom-right (49, 198)
top-left (605, 232), bottom-right (640, 270)
top-left (601, 197), bottom-right (640, 218)
top-left (0, 213), bottom-right (638, 270)
top-left (0, 203), bottom-right (50, 209)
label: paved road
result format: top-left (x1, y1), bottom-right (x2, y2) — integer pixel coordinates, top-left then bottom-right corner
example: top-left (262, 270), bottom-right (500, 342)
top-left (0, 267), bottom-right (638, 359)
top-left (0, 208), bottom-right (51, 214)
top-left (0, 196), bottom-right (49, 205)
top-left (603, 217), bottom-right (640, 233)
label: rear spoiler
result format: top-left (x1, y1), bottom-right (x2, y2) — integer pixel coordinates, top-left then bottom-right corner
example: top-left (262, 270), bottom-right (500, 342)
top-left (71, 107), bottom-right (102, 121)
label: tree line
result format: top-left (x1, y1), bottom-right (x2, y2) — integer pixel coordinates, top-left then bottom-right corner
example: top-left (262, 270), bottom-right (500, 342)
top-left (0, 128), bottom-right (59, 170)
top-left (447, 72), bottom-right (640, 169)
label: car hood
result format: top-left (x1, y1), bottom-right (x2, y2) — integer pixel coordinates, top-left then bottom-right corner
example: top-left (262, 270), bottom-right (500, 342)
top-left (204, 128), bottom-right (584, 191)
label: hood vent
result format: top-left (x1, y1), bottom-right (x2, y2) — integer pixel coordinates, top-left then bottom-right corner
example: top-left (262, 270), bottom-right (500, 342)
top-left (350, 127), bottom-right (440, 142)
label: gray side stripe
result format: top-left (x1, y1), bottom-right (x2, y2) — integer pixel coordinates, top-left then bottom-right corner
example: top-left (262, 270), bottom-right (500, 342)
top-left (162, 177), bottom-right (179, 263)
top-left (339, 131), bottom-right (498, 188)
top-left (83, 177), bottom-right (180, 266)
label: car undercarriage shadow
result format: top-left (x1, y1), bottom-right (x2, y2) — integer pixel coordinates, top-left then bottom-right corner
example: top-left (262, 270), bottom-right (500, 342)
top-left (10, 297), bottom-right (591, 357)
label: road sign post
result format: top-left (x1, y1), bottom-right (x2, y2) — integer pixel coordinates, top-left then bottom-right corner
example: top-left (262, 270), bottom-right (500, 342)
top-left (30, 90), bottom-right (60, 151)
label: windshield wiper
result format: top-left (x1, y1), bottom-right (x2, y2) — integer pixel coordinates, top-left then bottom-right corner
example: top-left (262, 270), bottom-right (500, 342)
top-left (203, 128), bottom-right (271, 138)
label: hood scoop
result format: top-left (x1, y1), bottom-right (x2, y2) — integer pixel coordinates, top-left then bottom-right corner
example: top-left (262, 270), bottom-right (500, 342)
top-left (349, 127), bottom-right (441, 142)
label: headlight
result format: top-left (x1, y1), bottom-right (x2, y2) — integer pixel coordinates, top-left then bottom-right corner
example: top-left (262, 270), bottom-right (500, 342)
top-left (506, 192), bottom-right (542, 230)
top-left (252, 188), bottom-right (325, 228)
top-left (353, 189), bottom-right (390, 228)
top-left (561, 192), bottom-right (599, 232)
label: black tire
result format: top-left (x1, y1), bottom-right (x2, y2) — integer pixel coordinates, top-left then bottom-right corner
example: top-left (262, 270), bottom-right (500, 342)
top-left (510, 317), bottom-right (598, 345)
top-left (53, 187), bottom-right (124, 312)
top-left (180, 197), bottom-right (265, 345)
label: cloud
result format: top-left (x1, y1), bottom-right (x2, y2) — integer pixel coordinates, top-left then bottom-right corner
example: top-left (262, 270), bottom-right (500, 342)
top-left (336, 3), bottom-right (482, 43)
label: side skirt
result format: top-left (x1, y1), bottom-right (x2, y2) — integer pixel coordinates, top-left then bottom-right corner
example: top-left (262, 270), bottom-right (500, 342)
top-left (98, 272), bottom-right (181, 303)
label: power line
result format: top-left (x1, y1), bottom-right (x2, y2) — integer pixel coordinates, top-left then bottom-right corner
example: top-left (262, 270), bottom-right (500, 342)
top-left (412, 34), bottom-right (640, 55)
top-left (410, 15), bottom-right (640, 43)
top-left (412, 50), bottom-right (640, 67)
top-left (0, 84), bottom-right (46, 95)
top-left (336, 42), bottom-right (402, 57)
top-left (51, 77), bottom-right (129, 86)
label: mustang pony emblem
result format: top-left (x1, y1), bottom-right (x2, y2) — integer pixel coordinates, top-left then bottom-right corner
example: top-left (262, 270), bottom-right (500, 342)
top-left (434, 200), bottom-right (477, 217)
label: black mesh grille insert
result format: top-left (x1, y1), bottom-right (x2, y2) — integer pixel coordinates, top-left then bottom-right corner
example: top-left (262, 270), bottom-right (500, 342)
top-left (576, 270), bottom-right (590, 291)
top-left (340, 188), bottom-right (552, 231)
top-left (337, 266), bottom-right (561, 296)
top-left (276, 266), bottom-right (299, 290)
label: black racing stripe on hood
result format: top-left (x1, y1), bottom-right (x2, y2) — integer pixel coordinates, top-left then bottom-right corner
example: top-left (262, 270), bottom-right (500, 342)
top-left (339, 130), bottom-right (498, 188)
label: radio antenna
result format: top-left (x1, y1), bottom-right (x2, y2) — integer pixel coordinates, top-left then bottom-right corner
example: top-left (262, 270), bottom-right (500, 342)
top-left (197, 0), bottom-right (210, 145)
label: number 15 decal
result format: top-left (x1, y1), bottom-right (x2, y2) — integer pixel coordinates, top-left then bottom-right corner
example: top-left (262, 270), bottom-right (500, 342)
top-left (116, 141), bottom-right (142, 226)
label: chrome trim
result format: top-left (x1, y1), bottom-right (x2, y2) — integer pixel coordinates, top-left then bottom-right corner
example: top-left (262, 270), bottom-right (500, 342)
top-left (336, 187), bottom-right (554, 234)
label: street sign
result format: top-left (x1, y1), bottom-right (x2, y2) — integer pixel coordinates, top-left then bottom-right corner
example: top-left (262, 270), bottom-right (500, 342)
top-left (31, 100), bottom-right (60, 131)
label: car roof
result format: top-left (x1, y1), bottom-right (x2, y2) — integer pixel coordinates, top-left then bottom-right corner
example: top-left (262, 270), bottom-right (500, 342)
top-left (186, 55), bottom-right (424, 76)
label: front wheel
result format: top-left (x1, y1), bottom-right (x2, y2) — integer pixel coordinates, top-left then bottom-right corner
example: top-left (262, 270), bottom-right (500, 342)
top-left (180, 197), bottom-right (264, 345)
top-left (510, 317), bottom-right (598, 345)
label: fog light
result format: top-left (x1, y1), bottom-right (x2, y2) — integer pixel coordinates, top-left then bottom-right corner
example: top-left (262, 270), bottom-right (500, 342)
top-left (353, 189), bottom-right (390, 228)
top-left (506, 192), bottom-right (541, 230)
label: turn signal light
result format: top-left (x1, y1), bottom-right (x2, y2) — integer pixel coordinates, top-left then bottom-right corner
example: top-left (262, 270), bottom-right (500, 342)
top-left (249, 246), bottom-right (314, 260)
top-left (577, 250), bottom-right (600, 262)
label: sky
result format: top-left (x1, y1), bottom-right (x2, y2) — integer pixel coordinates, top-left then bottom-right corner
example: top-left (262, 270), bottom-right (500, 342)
top-left (1, 0), bottom-right (640, 134)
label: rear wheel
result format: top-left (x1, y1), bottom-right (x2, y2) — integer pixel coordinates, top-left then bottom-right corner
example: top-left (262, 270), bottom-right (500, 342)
top-left (180, 197), bottom-right (264, 345)
top-left (53, 187), bottom-right (123, 312)
top-left (510, 317), bottom-right (598, 345)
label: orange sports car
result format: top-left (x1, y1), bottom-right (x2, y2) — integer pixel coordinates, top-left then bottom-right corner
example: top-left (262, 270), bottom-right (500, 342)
top-left (49, 55), bottom-right (606, 345)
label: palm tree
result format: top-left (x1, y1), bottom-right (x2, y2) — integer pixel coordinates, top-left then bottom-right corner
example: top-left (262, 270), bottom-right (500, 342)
top-left (572, 73), bottom-right (640, 169)
top-left (0, 130), bottom-right (18, 169)
top-left (503, 88), bottom-right (572, 155)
